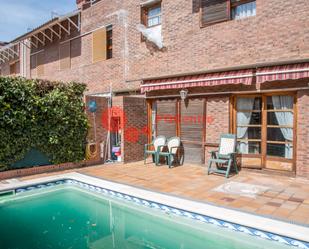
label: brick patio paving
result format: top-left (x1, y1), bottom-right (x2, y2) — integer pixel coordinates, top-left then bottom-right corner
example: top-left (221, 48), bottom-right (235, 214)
top-left (19, 161), bottom-right (309, 226)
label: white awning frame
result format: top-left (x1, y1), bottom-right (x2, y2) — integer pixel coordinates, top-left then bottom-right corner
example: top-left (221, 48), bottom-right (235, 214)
top-left (0, 10), bottom-right (80, 65)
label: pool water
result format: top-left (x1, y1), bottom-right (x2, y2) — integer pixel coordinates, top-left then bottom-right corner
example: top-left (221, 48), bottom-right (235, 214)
top-left (0, 186), bottom-right (292, 249)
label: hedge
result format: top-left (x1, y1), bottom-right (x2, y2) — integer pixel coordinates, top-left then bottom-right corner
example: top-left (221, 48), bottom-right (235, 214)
top-left (0, 77), bottom-right (88, 170)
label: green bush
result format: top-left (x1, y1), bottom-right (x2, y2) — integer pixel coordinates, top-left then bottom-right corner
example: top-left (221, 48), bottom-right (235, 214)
top-left (0, 77), bottom-right (88, 170)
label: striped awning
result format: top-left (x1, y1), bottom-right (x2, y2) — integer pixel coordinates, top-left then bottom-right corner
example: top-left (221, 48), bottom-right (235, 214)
top-left (257, 63), bottom-right (309, 84)
top-left (141, 69), bottom-right (254, 93)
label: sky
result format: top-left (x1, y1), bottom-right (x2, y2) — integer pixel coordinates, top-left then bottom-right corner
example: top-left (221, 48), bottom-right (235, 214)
top-left (0, 0), bottom-right (77, 42)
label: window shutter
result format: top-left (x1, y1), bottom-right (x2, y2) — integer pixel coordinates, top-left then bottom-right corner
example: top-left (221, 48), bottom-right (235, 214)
top-left (37, 52), bottom-right (45, 77)
top-left (141, 7), bottom-right (148, 26)
top-left (92, 27), bottom-right (107, 63)
top-left (15, 61), bottom-right (20, 75)
top-left (30, 55), bottom-right (37, 78)
top-left (180, 99), bottom-right (204, 164)
top-left (180, 99), bottom-right (204, 142)
top-left (59, 42), bottom-right (71, 70)
top-left (10, 63), bottom-right (16, 75)
top-left (201, 0), bottom-right (230, 26)
top-left (156, 100), bottom-right (177, 138)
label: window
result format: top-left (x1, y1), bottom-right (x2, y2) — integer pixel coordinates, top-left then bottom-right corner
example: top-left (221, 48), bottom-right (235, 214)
top-left (10, 63), bottom-right (16, 75)
top-left (106, 25), bottom-right (113, 59)
top-left (231, 0), bottom-right (256, 20)
top-left (30, 54), bottom-right (37, 78)
top-left (147, 5), bottom-right (161, 27)
top-left (141, 3), bottom-right (161, 28)
top-left (9, 61), bottom-right (19, 75)
top-left (59, 42), bottom-right (71, 70)
top-left (200, 0), bottom-right (256, 26)
top-left (235, 94), bottom-right (295, 172)
top-left (266, 96), bottom-right (294, 159)
top-left (92, 26), bottom-right (112, 63)
top-left (236, 97), bottom-right (262, 155)
top-left (36, 52), bottom-right (45, 77)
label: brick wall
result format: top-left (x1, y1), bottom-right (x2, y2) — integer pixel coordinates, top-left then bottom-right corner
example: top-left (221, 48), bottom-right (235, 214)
top-left (84, 95), bottom-right (146, 163)
top-left (2, 0), bottom-right (309, 94)
top-left (125, 0), bottom-right (309, 82)
top-left (296, 90), bottom-right (309, 178)
top-left (123, 96), bottom-right (147, 163)
top-left (204, 96), bottom-right (230, 163)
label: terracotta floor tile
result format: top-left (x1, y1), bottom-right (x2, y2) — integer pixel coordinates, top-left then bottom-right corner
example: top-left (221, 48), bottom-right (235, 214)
top-left (17, 161), bottom-right (309, 225)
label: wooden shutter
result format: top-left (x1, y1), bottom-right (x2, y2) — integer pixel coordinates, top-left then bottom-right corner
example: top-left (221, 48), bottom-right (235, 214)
top-left (30, 55), bottom-right (37, 78)
top-left (92, 27), bottom-right (107, 63)
top-left (10, 63), bottom-right (16, 75)
top-left (59, 42), bottom-right (71, 70)
top-left (141, 7), bottom-right (148, 26)
top-left (180, 99), bottom-right (204, 164)
top-left (156, 100), bottom-right (177, 138)
top-left (15, 61), bottom-right (20, 75)
top-left (201, 0), bottom-right (230, 26)
top-left (181, 99), bottom-right (204, 142)
top-left (70, 37), bottom-right (81, 69)
top-left (37, 52), bottom-right (45, 77)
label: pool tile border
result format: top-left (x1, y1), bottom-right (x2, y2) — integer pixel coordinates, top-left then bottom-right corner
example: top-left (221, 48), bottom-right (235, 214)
top-left (13, 178), bottom-right (309, 249)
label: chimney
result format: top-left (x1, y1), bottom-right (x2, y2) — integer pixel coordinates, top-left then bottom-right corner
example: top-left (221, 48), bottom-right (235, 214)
top-left (76, 0), bottom-right (92, 10)
top-left (76, 0), bottom-right (87, 9)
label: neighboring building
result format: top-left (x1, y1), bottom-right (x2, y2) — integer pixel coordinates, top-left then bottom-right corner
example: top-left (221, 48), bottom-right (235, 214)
top-left (0, 42), bottom-right (8, 47)
top-left (0, 0), bottom-right (309, 178)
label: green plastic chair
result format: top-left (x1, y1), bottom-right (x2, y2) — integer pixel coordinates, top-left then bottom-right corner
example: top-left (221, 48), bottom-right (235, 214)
top-left (207, 134), bottom-right (238, 178)
top-left (144, 136), bottom-right (166, 165)
top-left (156, 136), bottom-right (181, 168)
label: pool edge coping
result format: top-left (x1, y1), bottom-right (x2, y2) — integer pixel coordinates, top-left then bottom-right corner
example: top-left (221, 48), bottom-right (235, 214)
top-left (1, 172), bottom-right (308, 248)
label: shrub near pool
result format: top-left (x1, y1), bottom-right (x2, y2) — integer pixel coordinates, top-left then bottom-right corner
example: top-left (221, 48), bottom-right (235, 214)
top-left (0, 77), bottom-right (88, 170)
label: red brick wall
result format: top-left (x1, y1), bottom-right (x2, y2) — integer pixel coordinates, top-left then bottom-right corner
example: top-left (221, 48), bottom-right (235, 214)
top-left (125, 0), bottom-right (309, 82)
top-left (123, 96), bottom-right (147, 163)
top-left (204, 96), bottom-right (230, 163)
top-left (205, 96), bottom-right (230, 143)
top-left (0, 63), bottom-right (10, 76)
top-left (296, 90), bottom-right (309, 178)
top-left (2, 0), bottom-right (309, 94)
top-left (84, 95), bottom-right (146, 163)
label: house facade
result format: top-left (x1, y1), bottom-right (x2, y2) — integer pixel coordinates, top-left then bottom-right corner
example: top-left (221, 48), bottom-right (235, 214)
top-left (140, 0), bottom-right (309, 179)
top-left (0, 0), bottom-right (309, 178)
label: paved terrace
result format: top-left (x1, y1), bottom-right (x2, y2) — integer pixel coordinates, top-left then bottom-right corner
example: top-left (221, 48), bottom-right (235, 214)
top-left (19, 162), bottom-right (309, 226)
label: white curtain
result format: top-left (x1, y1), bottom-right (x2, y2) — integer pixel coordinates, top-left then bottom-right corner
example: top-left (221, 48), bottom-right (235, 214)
top-left (272, 96), bottom-right (294, 159)
top-left (237, 98), bottom-right (255, 154)
top-left (233, 1), bottom-right (256, 20)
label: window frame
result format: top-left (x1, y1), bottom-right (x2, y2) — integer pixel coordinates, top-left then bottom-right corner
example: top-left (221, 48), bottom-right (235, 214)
top-left (231, 0), bottom-right (255, 8)
top-left (9, 60), bottom-right (19, 76)
top-left (231, 0), bottom-right (256, 20)
top-left (106, 25), bottom-right (113, 60)
top-left (141, 2), bottom-right (162, 28)
top-left (232, 92), bottom-right (297, 172)
top-left (199, 0), bottom-right (256, 28)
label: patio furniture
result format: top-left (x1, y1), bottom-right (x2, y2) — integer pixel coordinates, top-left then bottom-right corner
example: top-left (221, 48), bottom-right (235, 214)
top-left (144, 136), bottom-right (167, 164)
top-left (156, 136), bottom-right (181, 168)
top-left (207, 134), bottom-right (238, 178)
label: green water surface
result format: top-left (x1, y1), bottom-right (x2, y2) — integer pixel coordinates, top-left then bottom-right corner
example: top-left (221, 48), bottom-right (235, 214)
top-left (0, 186), bottom-right (292, 249)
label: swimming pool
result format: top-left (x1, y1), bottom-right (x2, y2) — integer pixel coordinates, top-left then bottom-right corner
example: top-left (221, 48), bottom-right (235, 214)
top-left (0, 173), bottom-right (308, 249)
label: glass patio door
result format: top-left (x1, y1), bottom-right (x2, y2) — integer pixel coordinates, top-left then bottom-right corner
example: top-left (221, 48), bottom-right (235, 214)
top-left (236, 96), bottom-right (262, 168)
top-left (264, 95), bottom-right (295, 171)
top-left (235, 94), bottom-right (295, 172)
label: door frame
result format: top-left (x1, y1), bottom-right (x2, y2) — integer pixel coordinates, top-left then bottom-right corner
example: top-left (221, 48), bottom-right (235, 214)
top-left (148, 97), bottom-right (207, 164)
top-left (231, 92), bottom-right (297, 172)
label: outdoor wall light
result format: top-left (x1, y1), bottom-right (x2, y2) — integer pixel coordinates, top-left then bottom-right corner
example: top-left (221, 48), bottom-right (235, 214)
top-left (180, 89), bottom-right (188, 100)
